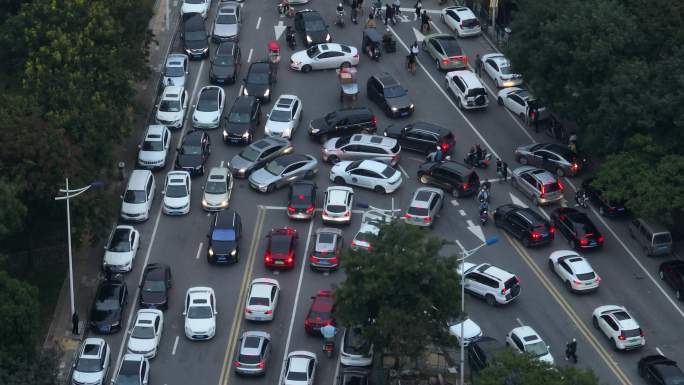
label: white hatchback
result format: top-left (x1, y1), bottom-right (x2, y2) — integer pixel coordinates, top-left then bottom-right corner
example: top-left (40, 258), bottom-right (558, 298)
top-left (192, 86), bottom-right (225, 129)
top-left (162, 171), bottom-right (191, 215)
top-left (244, 278), bottom-right (280, 322)
top-left (127, 309), bottom-right (164, 358)
top-left (265, 95), bottom-right (303, 139)
top-left (548, 250), bottom-right (601, 292)
top-left (156, 85), bottom-right (188, 129)
top-left (181, 0), bottom-right (209, 19)
top-left (103, 225), bottom-right (140, 273)
top-left (506, 326), bottom-right (555, 365)
top-left (330, 160), bottom-right (402, 194)
top-left (592, 305), bottom-right (645, 350)
top-left (441, 6), bottom-right (481, 37)
top-left (290, 43), bottom-right (359, 72)
top-left (282, 351), bottom-right (318, 385)
top-left (322, 186), bottom-right (354, 225)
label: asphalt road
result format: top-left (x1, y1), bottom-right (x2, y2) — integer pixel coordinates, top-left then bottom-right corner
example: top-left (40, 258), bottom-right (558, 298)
top-left (85, 1), bottom-right (684, 385)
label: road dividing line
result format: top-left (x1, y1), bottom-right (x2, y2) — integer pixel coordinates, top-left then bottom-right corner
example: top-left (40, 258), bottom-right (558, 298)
top-left (239, 85), bottom-right (244, 95)
top-left (195, 242), bottom-right (203, 259)
top-left (515, 317), bottom-right (524, 327)
top-left (247, 48), bottom-right (253, 63)
top-left (218, 207), bottom-right (266, 385)
top-left (277, 219), bottom-right (316, 385)
top-left (398, 164), bottom-right (409, 179)
top-left (503, 232), bottom-right (632, 385)
top-left (171, 336), bottom-right (179, 355)
top-left (256, 16), bottom-right (261, 30)
top-left (656, 347), bottom-right (664, 356)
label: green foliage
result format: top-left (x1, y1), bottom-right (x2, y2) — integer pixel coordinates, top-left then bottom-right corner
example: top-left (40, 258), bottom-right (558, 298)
top-left (0, 270), bottom-right (40, 362)
top-left (335, 223), bottom-right (461, 364)
top-left (475, 349), bottom-right (602, 385)
top-left (0, 177), bottom-right (27, 236)
top-left (0, 348), bottom-right (61, 385)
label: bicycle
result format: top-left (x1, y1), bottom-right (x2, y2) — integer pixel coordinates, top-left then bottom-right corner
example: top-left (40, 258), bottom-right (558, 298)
top-left (406, 54), bottom-right (417, 75)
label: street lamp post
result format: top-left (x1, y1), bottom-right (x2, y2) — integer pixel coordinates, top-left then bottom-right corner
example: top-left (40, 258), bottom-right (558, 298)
top-left (455, 237), bottom-right (498, 385)
top-left (54, 178), bottom-right (104, 330)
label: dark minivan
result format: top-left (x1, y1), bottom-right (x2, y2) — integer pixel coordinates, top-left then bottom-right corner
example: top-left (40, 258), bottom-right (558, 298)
top-left (384, 121), bottom-right (455, 155)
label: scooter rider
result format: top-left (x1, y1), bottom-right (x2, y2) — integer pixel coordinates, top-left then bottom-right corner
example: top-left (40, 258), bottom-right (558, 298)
top-left (336, 3), bottom-right (345, 25)
top-left (477, 181), bottom-right (491, 203)
top-left (479, 201), bottom-right (489, 224)
top-left (320, 324), bottom-right (337, 351)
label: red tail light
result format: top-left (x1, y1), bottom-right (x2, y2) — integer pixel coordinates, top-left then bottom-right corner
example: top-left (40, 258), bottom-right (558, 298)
top-left (423, 216), bottom-right (432, 223)
top-left (531, 231), bottom-right (541, 241)
top-left (353, 53), bottom-right (359, 59)
top-left (549, 226), bottom-right (556, 235)
top-left (367, 244), bottom-right (373, 252)
top-left (257, 361), bottom-right (266, 369)
top-left (501, 287), bottom-right (508, 295)
top-left (618, 333), bottom-right (626, 341)
top-left (344, 211), bottom-right (351, 217)
top-left (558, 180), bottom-right (564, 191)
top-left (286, 256), bottom-right (293, 264)
top-left (540, 184), bottom-right (546, 199)
top-left (265, 310), bottom-right (273, 315)
top-left (640, 329), bottom-right (644, 337)
top-left (351, 240), bottom-right (357, 248)
top-left (462, 183), bottom-right (470, 191)
top-left (442, 58), bottom-right (450, 65)
top-left (287, 205), bottom-right (296, 214)
top-left (596, 276), bottom-right (602, 283)
top-left (371, 115), bottom-right (377, 126)
top-left (233, 361), bottom-right (241, 367)
top-left (245, 308), bottom-right (252, 314)
top-left (404, 213), bottom-right (412, 219)
top-left (310, 255), bottom-right (318, 263)
top-left (330, 256), bottom-right (339, 264)
top-left (440, 143), bottom-right (449, 152)
top-left (598, 235), bottom-right (605, 243)
top-left (571, 163), bottom-right (579, 172)
top-left (285, 228), bottom-right (296, 235)
top-left (580, 239), bottom-right (589, 247)
top-left (305, 206), bottom-right (315, 215)
top-left (264, 252), bottom-right (272, 264)
top-left (573, 279), bottom-right (582, 286)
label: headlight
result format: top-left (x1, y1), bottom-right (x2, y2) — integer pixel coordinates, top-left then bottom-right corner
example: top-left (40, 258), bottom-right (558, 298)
top-left (306, 35), bottom-right (312, 43)
top-left (243, 88), bottom-right (249, 96)
top-left (202, 199), bottom-right (208, 206)
top-left (325, 33), bottom-right (331, 42)
top-left (220, 200), bottom-right (229, 207)
top-left (242, 131), bottom-right (250, 139)
top-left (208, 248), bottom-right (214, 256)
top-left (410, 104), bottom-right (415, 109)
top-left (391, 107), bottom-right (398, 112)
top-left (263, 89), bottom-right (270, 97)
top-left (194, 164), bottom-right (202, 170)
top-left (200, 47), bottom-right (209, 53)
top-left (230, 249), bottom-right (237, 256)
top-left (310, 128), bottom-right (320, 134)
top-left (238, 168), bottom-right (247, 174)
top-left (223, 130), bottom-right (228, 138)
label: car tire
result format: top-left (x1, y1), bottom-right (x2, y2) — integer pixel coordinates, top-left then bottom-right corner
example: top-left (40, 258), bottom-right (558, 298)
top-left (305, 170), bottom-right (314, 178)
top-left (522, 237), bottom-right (530, 248)
top-left (485, 294), bottom-right (496, 306)
top-left (340, 61), bottom-right (351, 68)
top-left (518, 156), bottom-right (528, 165)
top-left (677, 290), bottom-right (682, 301)
top-left (334, 177), bottom-right (346, 185)
top-left (519, 113), bottom-right (525, 121)
top-left (548, 260), bottom-right (555, 272)
top-left (328, 155), bottom-right (340, 164)
top-left (565, 280), bottom-right (573, 292)
top-left (556, 168), bottom-right (565, 177)
top-left (659, 269), bottom-right (665, 280)
top-left (419, 173), bottom-right (429, 184)
top-left (592, 316), bottom-right (599, 329)
top-left (266, 184), bottom-right (275, 193)
top-left (435, 59), bottom-right (440, 70)
top-left (302, 65), bottom-right (312, 73)
top-left (374, 185), bottom-right (386, 194)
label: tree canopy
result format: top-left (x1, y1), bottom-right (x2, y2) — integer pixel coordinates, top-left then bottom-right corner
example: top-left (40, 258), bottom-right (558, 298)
top-left (334, 222), bottom-right (461, 364)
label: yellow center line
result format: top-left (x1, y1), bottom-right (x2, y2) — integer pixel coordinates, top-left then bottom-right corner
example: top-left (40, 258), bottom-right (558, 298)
top-left (503, 232), bottom-right (632, 385)
top-left (217, 207), bottom-right (266, 385)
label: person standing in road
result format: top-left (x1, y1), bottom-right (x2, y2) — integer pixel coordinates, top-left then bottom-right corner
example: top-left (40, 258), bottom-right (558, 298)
top-left (496, 158), bottom-right (503, 179)
top-left (414, 0), bottom-right (422, 21)
top-left (565, 338), bottom-right (578, 363)
top-left (384, 3), bottom-right (393, 28)
top-left (475, 53), bottom-right (482, 76)
top-left (501, 161), bottom-right (509, 182)
top-left (72, 312), bottom-right (79, 335)
top-left (393, 0), bottom-right (401, 18)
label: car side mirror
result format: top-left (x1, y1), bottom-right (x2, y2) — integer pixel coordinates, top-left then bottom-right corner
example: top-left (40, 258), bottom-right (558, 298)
top-left (137, 144), bottom-right (142, 149)
top-left (161, 190), bottom-right (166, 195)
top-left (193, 104), bottom-right (197, 108)
top-left (266, 113), bottom-right (270, 118)
top-left (120, 195), bottom-right (124, 199)
top-left (182, 311), bottom-right (187, 316)
top-left (214, 311), bottom-right (218, 315)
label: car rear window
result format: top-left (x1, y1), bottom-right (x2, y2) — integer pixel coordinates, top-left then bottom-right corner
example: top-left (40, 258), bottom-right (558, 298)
top-left (462, 18), bottom-right (479, 28)
top-left (622, 328), bottom-right (641, 338)
top-left (466, 88), bottom-right (486, 97)
top-left (238, 353), bottom-right (261, 364)
top-left (249, 297), bottom-right (269, 306)
top-left (576, 272), bottom-right (595, 281)
top-left (653, 233), bottom-right (672, 243)
top-left (504, 277), bottom-right (518, 289)
top-left (327, 205), bottom-right (347, 213)
top-left (544, 182), bottom-right (561, 193)
top-left (407, 207), bottom-right (429, 216)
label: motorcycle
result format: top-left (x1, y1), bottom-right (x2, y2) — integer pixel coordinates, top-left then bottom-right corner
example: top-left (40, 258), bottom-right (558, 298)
top-left (575, 189), bottom-right (589, 209)
top-left (479, 203), bottom-right (489, 225)
top-left (285, 27), bottom-right (296, 50)
top-left (464, 149), bottom-right (492, 168)
top-left (323, 338), bottom-right (335, 358)
top-left (336, 10), bottom-right (345, 27)
top-left (278, 3), bottom-right (294, 17)
top-left (477, 182), bottom-right (491, 204)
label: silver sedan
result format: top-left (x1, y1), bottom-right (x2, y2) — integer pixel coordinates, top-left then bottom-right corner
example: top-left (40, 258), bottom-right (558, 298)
top-left (248, 154), bottom-right (318, 193)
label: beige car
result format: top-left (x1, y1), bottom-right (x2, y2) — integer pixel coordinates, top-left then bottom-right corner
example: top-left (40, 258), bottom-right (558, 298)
top-left (202, 167), bottom-right (233, 211)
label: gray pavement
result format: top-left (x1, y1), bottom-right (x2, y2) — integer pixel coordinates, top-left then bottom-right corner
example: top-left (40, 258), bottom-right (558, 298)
top-left (50, 1), bottom-right (684, 385)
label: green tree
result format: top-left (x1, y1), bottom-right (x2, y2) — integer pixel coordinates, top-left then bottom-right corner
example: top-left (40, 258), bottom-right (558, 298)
top-left (334, 223), bottom-right (461, 367)
top-left (0, 348), bottom-right (61, 385)
top-left (0, 270), bottom-right (40, 363)
top-left (0, 177), bottom-right (27, 236)
top-left (475, 349), bottom-right (602, 385)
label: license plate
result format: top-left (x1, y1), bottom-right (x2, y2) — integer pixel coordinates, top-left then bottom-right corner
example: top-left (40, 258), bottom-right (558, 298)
top-left (400, 112), bottom-right (409, 116)
top-left (275, 260), bottom-right (284, 265)
top-left (253, 316), bottom-right (264, 321)
top-left (588, 241), bottom-right (596, 246)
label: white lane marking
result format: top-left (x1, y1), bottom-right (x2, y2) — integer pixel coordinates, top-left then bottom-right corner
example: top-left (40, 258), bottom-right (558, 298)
top-left (430, 20), bottom-right (442, 34)
top-left (509, 192), bottom-right (528, 208)
top-left (399, 7), bottom-right (441, 14)
top-left (466, 220), bottom-right (475, 227)
top-left (220, 160), bottom-right (225, 167)
top-left (277, 220), bottom-right (316, 385)
top-left (247, 48), bottom-right (253, 63)
top-left (165, 0), bottom-right (170, 31)
top-left (258, 205), bottom-right (366, 214)
top-left (398, 164), bottom-right (409, 179)
top-left (450, 199), bottom-right (459, 206)
top-left (256, 16), bottom-right (261, 30)
top-left (408, 156), bottom-right (425, 163)
top-left (172, 336), bottom-right (179, 355)
top-left (516, 317), bottom-right (524, 326)
top-left (459, 209), bottom-right (466, 217)
top-left (195, 242), bottom-right (203, 259)
top-left (656, 347), bottom-right (664, 356)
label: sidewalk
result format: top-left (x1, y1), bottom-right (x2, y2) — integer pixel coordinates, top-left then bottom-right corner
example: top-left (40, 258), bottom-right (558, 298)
top-left (42, 1), bottom-right (180, 382)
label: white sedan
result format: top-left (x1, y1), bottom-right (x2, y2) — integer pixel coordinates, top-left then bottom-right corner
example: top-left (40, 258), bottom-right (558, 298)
top-left (156, 85), bottom-right (188, 129)
top-left (162, 171), bottom-right (191, 215)
top-left (548, 250), bottom-right (601, 292)
top-left (497, 87), bottom-right (538, 121)
top-left (330, 160), bottom-right (402, 194)
top-left (448, 317), bottom-right (482, 346)
top-left (506, 326), bottom-right (554, 365)
top-left (127, 309), bottom-right (164, 358)
top-left (265, 94), bottom-right (303, 139)
top-left (183, 287), bottom-right (217, 340)
top-left (244, 278), bottom-right (280, 321)
top-left (592, 305), bottom-right (645, 350)
top-left (283, 351), bottom-right (318, 385)
top-left (181, 0), bottom-right (209, 19)
top-left (192, 86), bottom-right (225, 129)
top-left (290, 43), bottom-right (359, 72)
top-left (103, 225), bottom-right (140, 273)
top-left (482, 53), bottom-right (523, 88)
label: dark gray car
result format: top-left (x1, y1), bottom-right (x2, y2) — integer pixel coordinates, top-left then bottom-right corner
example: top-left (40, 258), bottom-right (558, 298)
top-left (248, 154), bottom-right (318, 193)
top-left (514, 142), bottom-right (584, 177)
top-left (234, 331), bottom-right (271, 376)
top-left (229, 137), bottom-right (293, 178)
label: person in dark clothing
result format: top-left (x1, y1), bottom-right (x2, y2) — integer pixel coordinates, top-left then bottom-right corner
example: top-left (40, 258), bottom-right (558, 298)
top-left (384, 3), bottom-right (393, 27)
top-left (475, 144), bottom-right (483, 161)
top-left (501, 161), bottom-right (509, 182)
top-left (565, 338), bottom-right (577, 363)
top-left (414, 0), bottom-right (422, 21)
top-left (528, 104), bottom-right (539, 133)
top-left (420, 10), bottom-right (430, 33)
top-left (496, 158), bottom-right (503, 179)
top-left (351, 0), bottom-right (359, 23)
top-left (72, 312), bottom-right (79, 335)
top-left (475, 53), bottom-right (482, 76)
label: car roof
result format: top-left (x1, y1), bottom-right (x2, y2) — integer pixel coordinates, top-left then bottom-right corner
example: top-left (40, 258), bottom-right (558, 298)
top-left (348, 134), bottom-right (397, 148)
top-left (162, 85), bottom-right (184, 98)
top-left (449, 70), bottom-right (481, 86)
top-left (208, 167), bottom-right (229, 179)
top-left (274, 95), bottom-right (298, 110)
top-left (540, 143), bottom-right (575, 160)
top-left (251, 281), bottom-right (275, 298)
top-left (517, 167), bottom-right (557, 184)
top-left (436, 160), bottom-right (472, 174)
top-left (450, 6), bottom-right (476, 16)
top-left (476, 263), bottom-right (514, 281)
top-left (232, 95), bottom-right (257, 109)
top-left (167, 170), bottom-right (189, 181)
top-left (144, 263), bottom-right (168, 280)
top-left (312, 291), bottom-right (334, 312)
top-left (188, 287), bottom-right (214, 301)
top-left (81, 338), bottom-right (105, 357)
top-left (183, 130), bottom-right (204, 144)
top-left (249, 61), bottom-right (270, 73)
top-left (411, 187), bottom-right (442, 207)
top-left (374, 72), bottom-right (400, 87)
top-left (565, 256), bottom-right (593, 275)
top-left (406, 121), bottom-right (452, 136)
top-left (145, 124), bottom-right (166, 138)
top-left (219, 4), bottom-right (238, 13)
top-left (316, 43), bottom-right (348, 52)
top-left (298, 9), bottom-right (323, 20)
top-left (215, 209), bottom-right (239, 228)
top-left (290, 356), bottom-right (311, 372)
top-left (216, 41), bottom-right (235, 55)
top-left (356, 159), bottom-right (389, 172)
top-left (274, 153), bottom-right (309, 166)
top-left (166, 54), bottom-right (187, 65)
top-left (327, 186), bottom-right (352, 203)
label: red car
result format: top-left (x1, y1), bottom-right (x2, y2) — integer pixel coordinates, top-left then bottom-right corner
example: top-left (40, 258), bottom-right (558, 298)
top-left (304, 290), bottom-right (336, 335)
top-left (264, 228), bottom-right (298, 269)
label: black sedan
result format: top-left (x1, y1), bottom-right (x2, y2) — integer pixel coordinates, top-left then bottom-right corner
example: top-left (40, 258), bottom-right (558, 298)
top-left (90, 277), bottom-right (128, 334)
top-left (242, 62), bottom-right (273, 103)
top-left (638, 354), bottom-right (684, 385)
top-left (207, 209), bottom-right (242, 264)
top-left (659, 260), bottom-right (684, 300)
top-left (182, 13), bottom-right (209, 60)
top-left (139, 263), bottom-right (171, 310)
top-left (210, 42), bottom-right (241, 85)
top-left (550, 207), bottom-right (604, 250)
top-left (175, 130), bottom-right (211, 176)
top-left (494, 204), bottom-right (555, 247)
top-left (294, 10), bottom-right (331, 47)
top-left (581, 177), bottom-right (627, 217)
top-left (367, 73), bottom-right (414, 118)
top-left (222, 96), bottom-right (261, 144)
top-left (384, 121), bottom-right (455, 155)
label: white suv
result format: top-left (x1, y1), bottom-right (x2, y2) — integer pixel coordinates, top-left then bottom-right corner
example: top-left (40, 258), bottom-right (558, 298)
top-left (120, 170), bottom-right (155, 222)
top-left (137, 125), bottom-right (171, 170)
top-left (156, 85), bottom-right (188, 129)
top-left (441, 6), bottom-right (481, 37)
top-left (244, 278), bottom-right (280, 322)
top-left (506, 326), bottom-right (554, 365)
top-left (548, 250), bottom-right (601, 292)
top-left (72, 338), bottom-right (110, 385)
top-left (592, 305), bottom-right (645, 350)
top-left (184, 287), bottom-right (217, 340)
top-left (162, 171), bottom-right (192, 215)
top-left (322, 186), bottom-right (354, 225)
top-left (458, 262), bottom-right (521, 305)
top-left (445, 70), bottom-right (489, 110)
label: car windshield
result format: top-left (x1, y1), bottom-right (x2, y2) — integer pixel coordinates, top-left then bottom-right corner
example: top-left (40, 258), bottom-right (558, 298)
top-left (384, 85), bottom-right (406, 98)
top-left (380, 166), bottom-right (395, 178)
top-left (229, 111), bottom-right (251, 123)
top-left (124, 190), bottom-right (147, 204)
top-left (76, 357), bottom-right (102, 373)
top-left (265, 160), bottom-right (287, 175)
top-left (247, 71), bottom-right (269, 84)
top-left (305, 19), bottom-right (325, 31)
top-left (239, 146), bottom-right (261, 161)
top-left (131, 325), bottom-right (155, 339)
top-left (142, 280), bottom-right (165, 293)
top-left (165, 65), bottom-right (184, 77)
top-left (197, 92), bottom-right (219, 111)
top-left (160, 99), bottom-right (181, 112)
top-left (287, 370), bottom-right (308, 381)
top-left (214, 54), bottom-right (234, 66)
top-left (142, 139), bottom-right (163, 151)
top-left (525, 341), bottom-right (548, 357)
top-left (269, 110), bottom-right (291, 122)
top-left (188, 305), bottom-right (212, 319)
top-left (109, 231), bottom-right (131, 252)
top-left (543, 182), bottom-right (561, 193)
top-left (205, 180), bottom-right (226, 194)
top-left (249, 296), bottom-right (269, 306)
top-left (355, 231), bottom-right (374, 243)
top-left (181, 144), bottom-right (202, 155)
top-left (499, 65), bottom-right (514, 75)
top-left (165, 184), bottom-right (188, 198)
top-left (346, 160), bottom-right (363, 171)
top-left (185, 31), bottom-right (206, 41)
top-left (217, 14), bottom-right (237, 24)
top-left (306, 45), bottom-right (321, 58)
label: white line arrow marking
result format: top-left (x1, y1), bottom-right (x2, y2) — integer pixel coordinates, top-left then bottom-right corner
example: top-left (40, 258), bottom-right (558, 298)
top-left (467, 222), bottom-right (486, 242)
top-left (509, 192), bottom-right (528, 208)
top-left (274, 20), bottom-right (287, 40)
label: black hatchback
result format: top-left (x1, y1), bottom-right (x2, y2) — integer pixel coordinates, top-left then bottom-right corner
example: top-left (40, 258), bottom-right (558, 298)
top-left (287, 181), bottom-right (317, 220)
top-left (242, 62), bottom-right (274, 103)
top-left (207, 209), bottom-right (242, 264)
top-left (223, 96), bottom-right (261, 144)
top-left (210, 42), bottom-right (241, 85)
top-left (294, 10), bottom-right (331, 47)
top-left (90, 277), bottom-right (128, 334)
top-left (417, 160), bottom-right (479, 197)
top-left (175, 130), bottom-right (211, 176)
top-left (367, 72), bottom-right (414, 118)
top-left (551, 207), bottom-right (604, 250)
top-left (139, 263), bottom-right (172, 310)
top-left (494, 204), bottom-right (555, 247)
top-left (384, 121), bottom-right (455, 155)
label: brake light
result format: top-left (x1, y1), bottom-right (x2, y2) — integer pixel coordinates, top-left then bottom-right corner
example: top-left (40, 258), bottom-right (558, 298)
top-left (265, 252), bottom-right (272, 263)
top-left (549, 226), bottom-right (556, 235)
top-left (462, 183), bottom-right (470, 191)
top-left (440, 143), bottom-right (449, 152)
top-left (596, 276), bottom-right (602, 283)
top-left (571, 163), bottom-right (579, 172)
top-left (531, 231), bottom-right (541, 241)
top-left (404, 213), bottom-right (412, 219)
top-left (580, 239), bottom-right (589, 247)
top-left (285, 228), bottom-right (296, 235)
top-left (501, 287), bottom-right (508, 295)
top-left (233, 361), bottom-right (241, 367)
top-left (558, 180), bottom-right (564, 191)
top-left (371, 115), bottom-right (377, 127)
top-left (257, 361), bottom-right (266, 369)
top-left (618, 333), bottom-right (626, 341)
top-left (286, 256), bottom-right (293, 264)
top-left (310, 255), bottom-right (318, 262)
top-left (573, 279), bottom-right (582, 285)
top-left (265, 310), bottom-right (273, 315)
top-left (344, 211), bottom-right (351, 217)
top-left (442, 58), bottom-right (450, 65)
top-left (540, 184), bottom-right (546, 198)
top-left (423, 216), bottom-right (432, 223)
top-left (351, 240), bottom-right (357, 248)
top-left (353, 53), bottom-right (359, 59)
top-left (245, 308), bottom-right (252, 314)
top-left (330, 256), bottom-right (339, 264)
top-left (287, 205), bottom-right (296, 214)
top-left (598, 235), bottom-right (605, 243)
top-left (304, 319), bottom-right (312, 327)
top-left (306, 206), bottom-right (315, 214)
top-left (367, 244), bottom-right (373, 252)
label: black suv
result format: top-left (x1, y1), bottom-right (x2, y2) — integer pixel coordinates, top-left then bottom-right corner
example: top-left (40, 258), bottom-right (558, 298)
top-left (90, 277), bottom-right (128, 334)
top-left (417, 160), bottom-right (479, 197)
top-left (182, 13), bottom-right (209, 60)
top-left (467, 337), bottom-right (507, 374)
top-left (581, 177), bottom-right (627, 217)
top-left (210, 41), bottom-right (241, 84)
top-left (384, 121), bottom-right (455, 155)
top-left (287, 181), bottom-right (317, 220)
top-left (207, 209), bottom-right (242, 264)
top-left (551, 207), bottom-right (604, 250)
top-left (367, 72), bottom-right (414, 118)
top-left (242, 62), bottom-right (274, 103)
top-left (222, 96), bottom-right (261, 144)
top-left (175, 131), bottom-right (211, 176)
top-left (308, 107), bottom-right (377, 143)
top-left (294, 10), bottom-right (331, 47)
top-left (494, 204), bottom-right (555, 247)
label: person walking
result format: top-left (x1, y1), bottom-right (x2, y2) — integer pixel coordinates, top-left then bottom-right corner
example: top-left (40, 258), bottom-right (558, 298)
top-left (474, 53), bottom-right (482, 76)
top-left (392, 0), bottom-right (401, 18)
top-left (565, 338), bottom-right (578, 363)
top-left (72, 312), bottom-right (80, 335)
top-left (496, 158), bottom-right (503, 180)
top-left (384, 3), bottom-right (393, 28)
top-left (414, 0), bottom-right (422, 21)
top-left (365, 12), bottom-right (376, 28)
top-left (501, 161), bottom-right (509, 182)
